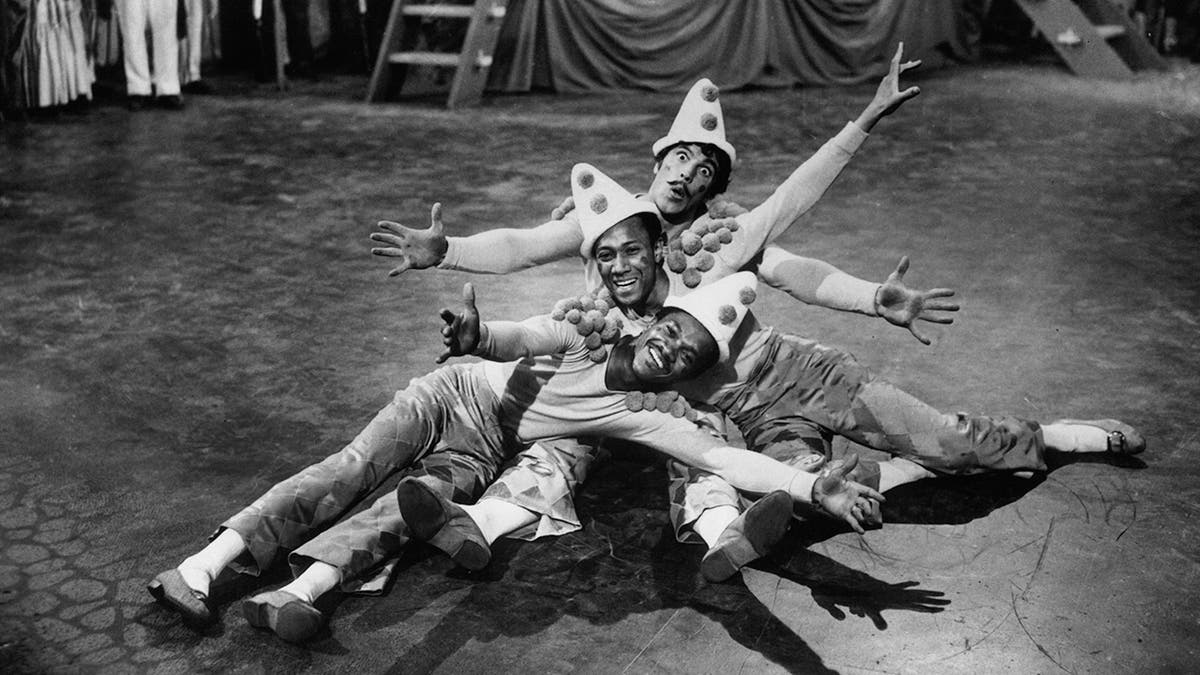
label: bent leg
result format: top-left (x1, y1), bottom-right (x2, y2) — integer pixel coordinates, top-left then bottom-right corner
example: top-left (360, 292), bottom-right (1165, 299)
top-left (290, 450), bottom-right (498, 592)
top-left (219, 370), bottom-right (471, 575)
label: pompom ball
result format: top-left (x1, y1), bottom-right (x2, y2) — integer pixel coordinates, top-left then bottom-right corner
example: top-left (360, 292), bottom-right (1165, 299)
top-left (717, 304), bottom-right (737, 325)
top-left (666, 250), bottom-right (687, 273)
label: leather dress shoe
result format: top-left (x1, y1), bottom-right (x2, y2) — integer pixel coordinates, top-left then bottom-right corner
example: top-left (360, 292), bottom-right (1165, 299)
top-left (396, 477), bottom-right (491, 570)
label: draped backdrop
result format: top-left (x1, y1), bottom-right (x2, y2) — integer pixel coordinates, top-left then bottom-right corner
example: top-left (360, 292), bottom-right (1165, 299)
top-left (487, 0), bottom-right (992, 92)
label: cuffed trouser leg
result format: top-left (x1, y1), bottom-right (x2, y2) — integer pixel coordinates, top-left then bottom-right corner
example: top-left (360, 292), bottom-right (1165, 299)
top-left (476, 437), bottom-right (608, 540)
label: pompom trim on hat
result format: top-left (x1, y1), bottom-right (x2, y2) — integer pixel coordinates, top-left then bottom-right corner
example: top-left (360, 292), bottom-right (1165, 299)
top-left (590, 194), bottom-right (608, 214)
top-left (577, 170), bottom-right (594, 189)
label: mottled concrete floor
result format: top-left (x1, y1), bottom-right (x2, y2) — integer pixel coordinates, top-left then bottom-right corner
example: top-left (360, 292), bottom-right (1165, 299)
top-left (2, 58), bottom-right (1199, 674)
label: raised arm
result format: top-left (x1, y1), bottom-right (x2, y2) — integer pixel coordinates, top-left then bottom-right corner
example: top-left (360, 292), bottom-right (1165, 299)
top-left (372, 203), bottom-right (583, 276)
top-left (718, 43), bottom-right (922, 268)
top-left (436, 283), bottom-right (578, 363)
top-left (755, 246), bottom-right (959, 345)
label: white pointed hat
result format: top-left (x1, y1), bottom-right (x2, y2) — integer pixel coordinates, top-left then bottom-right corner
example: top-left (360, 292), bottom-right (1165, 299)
top-left (572, 163), bottom-right (660, 259)
top-left (651, 78), bottom-right (737, 166)
top-left (663, 271), bottom-right (757, 362)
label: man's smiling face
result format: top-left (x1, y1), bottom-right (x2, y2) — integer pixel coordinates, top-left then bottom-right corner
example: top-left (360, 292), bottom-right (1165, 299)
top-left (630, 309), bottom-right (718, 385)
top-left (594, 216), bottom-right (663, 311)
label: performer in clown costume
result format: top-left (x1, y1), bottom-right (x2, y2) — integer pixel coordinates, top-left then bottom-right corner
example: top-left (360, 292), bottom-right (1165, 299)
top-left (396, 163), bottom-right (1146, 583)
top-left (145, 173), bottom-right (885, 644)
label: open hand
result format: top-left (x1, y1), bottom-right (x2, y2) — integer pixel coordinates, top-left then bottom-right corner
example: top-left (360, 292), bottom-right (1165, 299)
top-left (858, 43), bottom-right (921, 131)
top-left (437, 283), bottom-right (480, 363)
top-left (370, 203), bottom-right (450, 276)
top-left (874, 256), bottom-right (959, 345)
top-left (811, 454), bottom-right (886, 534)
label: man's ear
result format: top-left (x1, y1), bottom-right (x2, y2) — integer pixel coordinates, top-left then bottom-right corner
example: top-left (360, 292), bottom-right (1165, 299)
top-left (653, 233), bottom-right (666, 263)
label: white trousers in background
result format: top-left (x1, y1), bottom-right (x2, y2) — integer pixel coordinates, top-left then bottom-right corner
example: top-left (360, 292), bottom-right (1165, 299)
top-left (116, 0), bottom-right (181, 96)
top-left (180, 0), bottom-right (205, 84)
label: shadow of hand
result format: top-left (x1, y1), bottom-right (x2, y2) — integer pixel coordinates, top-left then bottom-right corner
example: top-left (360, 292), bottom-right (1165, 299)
top-left (765, 545), bottom-right (950, 630)
top-left (809, 578), bottom-right (949, 629)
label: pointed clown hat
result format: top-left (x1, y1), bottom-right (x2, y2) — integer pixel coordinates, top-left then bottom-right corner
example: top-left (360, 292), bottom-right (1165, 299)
top-left (573, 163), bottom-right (660, 259)
top-left (662, 271), bottom-right (757, 363)
top-left (651, 78), bottom-right (737, 166)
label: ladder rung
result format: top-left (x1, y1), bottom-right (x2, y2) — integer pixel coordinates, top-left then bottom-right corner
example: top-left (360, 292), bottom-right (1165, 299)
top-left (1094, 24), bottom-right (1126, 40)
top-left (388, 51), bottom-right (461, 67)
top-left (400, 3), bottom-right (506, 19)
top-left (401, 6), bottom-right (473, 19)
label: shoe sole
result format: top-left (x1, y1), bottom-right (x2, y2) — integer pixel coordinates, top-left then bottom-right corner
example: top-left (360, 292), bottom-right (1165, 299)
top-left (701, 492), bottom-right (793, 582)
top-left (397, 479), bottom-right (490, 570)
top-left (243, 595), bottom-right (324, 643)
top-left (396, 479), bottom-right (448, 540)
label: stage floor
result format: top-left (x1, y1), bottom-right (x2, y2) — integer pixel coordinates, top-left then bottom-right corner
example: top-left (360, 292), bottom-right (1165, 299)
top-left (2, 58), bottom-right (1199, 674)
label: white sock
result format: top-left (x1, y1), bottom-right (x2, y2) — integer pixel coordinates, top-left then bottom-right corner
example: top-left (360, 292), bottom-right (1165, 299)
top-left (178, 528), bottom-right (246, 596)
top-left (1042, 423), bottom-right (1109, 453)
top-left (693, 505), bottom-right (740, 548)
top-left (280, 562), bottom-right (340, 605)
top-left (464, 499), bottom-right (538, 545)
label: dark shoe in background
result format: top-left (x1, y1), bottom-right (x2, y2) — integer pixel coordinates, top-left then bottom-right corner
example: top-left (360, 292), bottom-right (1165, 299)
top-left (157, 95), bottom-right (185, 110)
top-left (127, 95), bottom-right (150, 111)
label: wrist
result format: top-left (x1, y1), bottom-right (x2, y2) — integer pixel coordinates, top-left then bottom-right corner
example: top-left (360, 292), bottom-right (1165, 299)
top-left (470, 324), bottom-right (490, 356)
top-left (787, 470), bottom-right (816, 504)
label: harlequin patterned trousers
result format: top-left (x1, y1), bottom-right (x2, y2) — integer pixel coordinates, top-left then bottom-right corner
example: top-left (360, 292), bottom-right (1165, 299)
top-left (220, 364), bottom-right (507, 587)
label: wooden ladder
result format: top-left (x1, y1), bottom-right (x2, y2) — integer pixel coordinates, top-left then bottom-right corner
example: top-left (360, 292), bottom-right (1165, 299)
top-left (1012, 0), bottom-right (1166, 78)
top-left (364, 0), bottom-right (509, 108)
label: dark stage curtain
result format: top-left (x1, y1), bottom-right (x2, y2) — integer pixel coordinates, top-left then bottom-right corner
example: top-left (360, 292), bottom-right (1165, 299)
top-left (487, 0), bottom-right (991, 92)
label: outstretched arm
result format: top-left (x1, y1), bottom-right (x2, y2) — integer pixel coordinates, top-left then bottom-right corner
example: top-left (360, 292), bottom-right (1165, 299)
top-left (436, 283), bottom-right (579, 363)
top-left (719, 43), bottom-right (922, 268)
top-left (755, 247), bottom-right (958, 345)
top-left (372, 202), bottom-right (583, 276)
top-left (686, 446), bottom-right (883, 533)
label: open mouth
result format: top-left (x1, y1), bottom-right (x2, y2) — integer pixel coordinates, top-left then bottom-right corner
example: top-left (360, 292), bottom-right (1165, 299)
top-left (668, 184), bottom-right (689, 201)
top-left (611, 276), bottom-right (639, 294)
top-left (647, 341), bottom-right (670, 372)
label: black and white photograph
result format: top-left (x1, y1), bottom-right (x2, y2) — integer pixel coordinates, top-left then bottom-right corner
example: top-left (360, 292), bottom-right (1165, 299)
top-left (2, 1), bottom-right (1198, 672)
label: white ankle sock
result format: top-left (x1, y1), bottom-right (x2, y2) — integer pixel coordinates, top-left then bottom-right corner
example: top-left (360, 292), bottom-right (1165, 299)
top-left (177, 529), bottom-right (247, 596)
top-left (280, 562), bottom-right (341, 605)
top-left (1042, 423), bottom-right (1109, 453)
top-left (693, 505), bottom-right (740, 548)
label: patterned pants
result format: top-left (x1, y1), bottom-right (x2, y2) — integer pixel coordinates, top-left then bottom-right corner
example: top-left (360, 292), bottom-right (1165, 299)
top-left (487, 333), bottom-right (1047, 541)
top-left (220, 364), bottom-right (507, 589)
